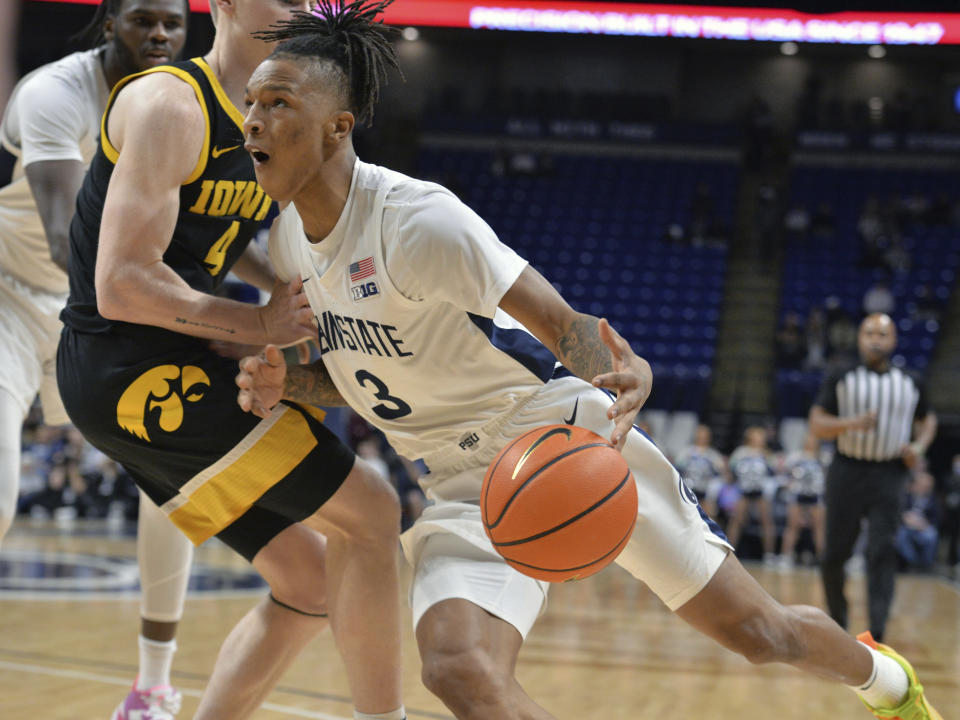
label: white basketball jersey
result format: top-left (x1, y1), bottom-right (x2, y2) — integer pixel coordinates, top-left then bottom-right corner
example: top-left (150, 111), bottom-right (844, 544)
top-left (0, 48), bottom-right (109, 293)
top-left (270, 160), bottom-right (559, 461)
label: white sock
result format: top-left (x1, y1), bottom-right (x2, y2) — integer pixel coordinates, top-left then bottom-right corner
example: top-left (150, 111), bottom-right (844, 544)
top-left (353, 708), bottom-right (405, 720)
top-left (849, 643), bottom-right (909, 709)
top-left (136, 636), bottom-right (176, 690)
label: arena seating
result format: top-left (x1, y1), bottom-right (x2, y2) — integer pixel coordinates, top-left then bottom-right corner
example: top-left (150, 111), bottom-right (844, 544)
top-left (776, 164), bottom-right (960, 417)
top-left (418, 147), bottom-right (739, 413)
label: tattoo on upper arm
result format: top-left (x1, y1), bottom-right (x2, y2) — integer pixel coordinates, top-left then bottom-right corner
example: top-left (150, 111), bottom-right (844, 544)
top-left (285, 361), bottom-right (346, 407)
top-left (174, 317), bottom-right (236, 335)
top-left (556, 315), bottom-right (612, 381)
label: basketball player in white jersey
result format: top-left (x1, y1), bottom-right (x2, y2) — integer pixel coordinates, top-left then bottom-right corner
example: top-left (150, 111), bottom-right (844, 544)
top-left (0, 2), bottom-right (192, 717)
top-left (235, 3), bottom-right (942, 719)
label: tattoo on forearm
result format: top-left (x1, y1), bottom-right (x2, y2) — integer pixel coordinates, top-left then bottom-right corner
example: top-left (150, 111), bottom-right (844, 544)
top-left (175, 317), bottom-right (236, 335)
top-left (285, 361), bottom-right (347, 407)
top-left (556, 315), bottom-right (613, 381)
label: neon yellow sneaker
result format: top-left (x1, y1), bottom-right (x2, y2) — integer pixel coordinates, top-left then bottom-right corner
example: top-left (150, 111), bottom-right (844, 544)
top-left (857, 632), bottom-right (943, 720)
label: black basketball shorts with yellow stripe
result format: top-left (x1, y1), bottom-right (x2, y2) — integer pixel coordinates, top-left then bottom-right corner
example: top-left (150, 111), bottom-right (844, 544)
top-left (57, 325), bottom-right (355, 561)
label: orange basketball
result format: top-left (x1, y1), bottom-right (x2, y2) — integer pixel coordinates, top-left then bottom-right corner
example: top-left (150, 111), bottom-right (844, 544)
top-left (481, 424), bottom-right (638, 582)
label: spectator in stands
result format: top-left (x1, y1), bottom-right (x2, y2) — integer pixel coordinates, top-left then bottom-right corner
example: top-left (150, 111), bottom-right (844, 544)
top-left (896, 471), bottom-right (939, 571)
top-left (903, 191), bottom-right (931, 226)
top-left (884, 237), bottom-right (912, 275)
top-left (804, 306), bottom-right (827, 370)
top-left (726, 426), bottom-right (778, 565)
top-left (863, 279), bottom-right (895, 316)
top-left (858, 196), bottom-right (886, 270)
top-left (714, 475), bottom-right (741, 533)
top-left (674, 424), bottom-right (726, 517)
top-left (778, 432), bottom-right (826, 569)
top-left (663, 222), bottom-right (687, 245)
top-left (783, 203), bottom-right (810, 242)
top-left (776, 313), bottom-right (806, 370)
top-left (941, 455), bottom-right (960, 574)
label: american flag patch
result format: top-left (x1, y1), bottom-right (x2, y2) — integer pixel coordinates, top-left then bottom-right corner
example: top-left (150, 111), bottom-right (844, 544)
top-left (349, 257), bottom-right (375, 282)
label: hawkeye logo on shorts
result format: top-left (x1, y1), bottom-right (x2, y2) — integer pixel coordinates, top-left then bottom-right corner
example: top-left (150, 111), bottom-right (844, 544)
top-left (116, 365), bottom-right (211, 442)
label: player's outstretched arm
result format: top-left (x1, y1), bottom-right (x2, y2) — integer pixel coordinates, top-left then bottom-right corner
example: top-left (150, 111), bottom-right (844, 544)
top-left (499, 265), bottom-right (652, 450)
top-left (94, 73), bottom-right (313, 346)
top-left (237, 345), bottom-right (346, 418)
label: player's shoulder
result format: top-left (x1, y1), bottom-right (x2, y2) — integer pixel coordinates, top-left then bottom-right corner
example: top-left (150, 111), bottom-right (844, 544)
top-left (115, 67), bottom-right (201, 109)
top-left (382, 168), bottom-right (462, 212)
top-left (110, 68), bottom-right (206, 140)
top-left (15, 49), bottom-right (102, 104)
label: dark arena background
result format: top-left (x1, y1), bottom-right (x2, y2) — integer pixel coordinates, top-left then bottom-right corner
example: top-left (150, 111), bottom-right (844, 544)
top-left (2, 1), bottom-right (959, 718)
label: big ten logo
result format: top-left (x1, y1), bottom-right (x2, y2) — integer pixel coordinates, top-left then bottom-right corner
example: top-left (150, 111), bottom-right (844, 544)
top-left (116, 365), bottom-right (211, 442)
top-left (351, 281), bottom-right (380, 302)
top-left (459, 432), bottom-right (481, 451)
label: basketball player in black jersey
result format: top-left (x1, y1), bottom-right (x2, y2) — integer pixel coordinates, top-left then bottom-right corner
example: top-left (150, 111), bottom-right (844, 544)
top-left (57, 1), bottom-right (405, 718)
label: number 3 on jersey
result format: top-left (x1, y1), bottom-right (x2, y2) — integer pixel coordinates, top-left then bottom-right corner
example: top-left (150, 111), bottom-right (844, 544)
top-left (355, 370), bottom-right (412, 420)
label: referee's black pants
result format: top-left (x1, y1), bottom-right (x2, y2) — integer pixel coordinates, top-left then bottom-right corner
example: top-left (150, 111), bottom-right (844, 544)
top-left (820, 454), bottom-right (908, 642)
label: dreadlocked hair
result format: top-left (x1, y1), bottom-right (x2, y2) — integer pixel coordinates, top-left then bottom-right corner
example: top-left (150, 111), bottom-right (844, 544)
top-left (252, 0), bottom-right (402, 126)
top-left (71, 0), bottom-right (123, 48)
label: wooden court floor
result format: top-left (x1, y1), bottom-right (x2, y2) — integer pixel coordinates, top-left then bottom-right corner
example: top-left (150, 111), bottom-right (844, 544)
top-left (1, 520), bottom-right (957, 720)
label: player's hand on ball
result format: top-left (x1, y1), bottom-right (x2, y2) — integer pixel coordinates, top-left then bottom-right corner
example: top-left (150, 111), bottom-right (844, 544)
top-left (237, 344), bottom-right (286, 419)
top-left (591, 318), bottom-right (652, 451)
top-left (257, 276), bottom-right (316, 347)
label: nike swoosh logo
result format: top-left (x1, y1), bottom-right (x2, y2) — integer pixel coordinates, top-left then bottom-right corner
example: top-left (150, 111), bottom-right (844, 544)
top-left (563, 396), bottom-right (579, 426)
top-left (211, 144), bottom-right (241, 158)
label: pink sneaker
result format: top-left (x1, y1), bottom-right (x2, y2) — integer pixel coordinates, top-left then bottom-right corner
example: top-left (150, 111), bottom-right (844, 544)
top-left (111, 679), bottom-right (182, 720)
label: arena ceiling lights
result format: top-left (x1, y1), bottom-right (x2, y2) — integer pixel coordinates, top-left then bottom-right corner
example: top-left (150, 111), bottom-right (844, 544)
top-left (44, 0), bottom-right (960, 45)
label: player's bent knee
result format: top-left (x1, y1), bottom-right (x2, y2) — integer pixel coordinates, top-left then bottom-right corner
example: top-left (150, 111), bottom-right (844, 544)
top-left (267, 580), bottom-right (327, 617)
top-left (420, 646), bottom-right (504, 704)
top-left (255, 527), bottom-right (328, 615)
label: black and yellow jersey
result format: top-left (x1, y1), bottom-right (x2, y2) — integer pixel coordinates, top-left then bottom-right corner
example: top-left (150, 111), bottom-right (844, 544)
top-left (61, 57), bottom-right (273, 335)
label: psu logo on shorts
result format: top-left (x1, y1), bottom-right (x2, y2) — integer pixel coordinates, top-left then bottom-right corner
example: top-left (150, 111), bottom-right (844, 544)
top-left (458, 431), bottom-right (481, 451)
top-left (351, 281), bottom-right (380, 302)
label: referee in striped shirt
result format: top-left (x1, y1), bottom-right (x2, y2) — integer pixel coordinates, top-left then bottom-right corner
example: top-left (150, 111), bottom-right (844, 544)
top-left (809, 313), bottom-right (937, 642)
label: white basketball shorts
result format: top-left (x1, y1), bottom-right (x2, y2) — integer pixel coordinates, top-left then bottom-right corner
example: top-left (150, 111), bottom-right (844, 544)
top-left (0, 271), bottom-right (69, 425)
top-left (401, 375), bottom-right (732, 637)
